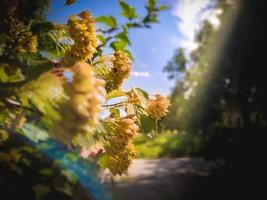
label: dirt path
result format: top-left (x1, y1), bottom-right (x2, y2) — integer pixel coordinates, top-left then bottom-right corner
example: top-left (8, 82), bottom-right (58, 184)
top-left (108, 157), bottom-right (212, 200)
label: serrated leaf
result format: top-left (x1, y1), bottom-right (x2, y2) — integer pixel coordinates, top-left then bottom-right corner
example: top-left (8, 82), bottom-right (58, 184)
top-left (139, 114), bottom-right (158, 135)
top-left (96, 16), bottom-right (117, 28)
top-left (119, 1), bottom-right (138, 20)
top-left (106, 89), bottom-right (126, 100)
top-left (134, 88), bottom-right (149, 107)
top-left (19, 72), bottom-right (65, 124)
top-left (98, 154), bottom-right (108, 169)
top-left (135, 88), bottom-right (149, 99)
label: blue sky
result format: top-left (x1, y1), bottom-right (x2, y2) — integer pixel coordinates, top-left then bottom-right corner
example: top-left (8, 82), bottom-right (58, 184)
top-left (47, 0), bottom-right (220, 95)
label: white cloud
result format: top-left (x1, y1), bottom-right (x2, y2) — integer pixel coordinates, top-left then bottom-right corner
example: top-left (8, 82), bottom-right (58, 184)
top-left (180, 40), bottom-right (198, 51)
top-left (139, 63), bottom-right (148, 68)
top-left (172, 0), bottom-right (223, 51)
top-left (170, 36), bottom-right (198, 51)
top-left (131, 71), bottom-right (150, 77)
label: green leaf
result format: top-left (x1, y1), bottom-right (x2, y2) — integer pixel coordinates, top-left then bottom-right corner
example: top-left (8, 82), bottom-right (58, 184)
top-left (98, 154), bottom-right (108, 169)
top-left (72, 133), bottom-right (95, 149)
top-left (147, 0), bottom-right (157, 11)
top-left (97, 34), bottom-right (106, 44)
top-left (135, 88), bottom-right (149, 99)
top-left (134, 88), bottom-right (149, 107)
top-left (106, 89), bottom-right (126, 100)
top-left (109, 108), bottom-right (120, 118)
top-left (33, 184), bottom-right (51, 200)
top-left (123, 49), bottom-right (134, 61)
top-left (31, 21), bottom-right (54, 34)
top-left (143, 16), bottom-right (159, 24)
top-left (116, 31), bottom-right (131, 45)
top-left (21, 123), bottom-right (49, 142)
top-left (18, 53), bottom-right (54, 80)
top-left (110, 40), bottom-right (128, 51)
top-left (0, 66), bottom-right (9, 82)
top-left (158, 5), bottom-right (169, 11)
top-left (126, 22), bottom-right (142, 29)
top-left (19, 72), bottom-right (65, 125)
top-left (39, 168), bottom-right (54, 176)
top-left (139, 114), bottom-right (158, 135)
top-left (45, 29), bottom-right (73, 60)
top-left (53, 175), bottom-right (73, 196)
top-left (105, 81), bottom-right (113, 93)
top-left (64, 153), bottom-right (78, 162)
top-left (96, 16), bottom-right (117, 28)
top-left (119, 1), bottom-right (138, 20)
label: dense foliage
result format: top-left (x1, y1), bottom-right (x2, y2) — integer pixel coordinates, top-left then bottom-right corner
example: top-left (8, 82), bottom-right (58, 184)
top-left (163, 0), bottom-right (267, 187)
top-left (160, 1), bottom-right (267, 199)
top-left (0, 0), bottom-right (169, 179)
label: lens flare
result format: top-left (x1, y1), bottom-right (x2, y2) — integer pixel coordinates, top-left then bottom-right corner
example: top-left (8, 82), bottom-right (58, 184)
top-left (16, 135), bottom-right (113, 200)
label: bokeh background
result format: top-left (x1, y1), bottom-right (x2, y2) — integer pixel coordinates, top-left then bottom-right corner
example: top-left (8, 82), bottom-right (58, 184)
top-left (1, 0), bottom-right (266, 200)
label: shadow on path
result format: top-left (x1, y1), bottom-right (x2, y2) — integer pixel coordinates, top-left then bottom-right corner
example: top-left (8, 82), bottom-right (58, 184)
top-left (112, 158), bottom-right (212, 200)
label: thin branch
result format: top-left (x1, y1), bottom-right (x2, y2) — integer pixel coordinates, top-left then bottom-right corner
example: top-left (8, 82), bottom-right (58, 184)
top-left (102, 101), bottom-right (128, 108)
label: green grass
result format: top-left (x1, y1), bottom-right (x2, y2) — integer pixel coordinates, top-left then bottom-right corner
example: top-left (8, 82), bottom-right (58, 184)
top-left (134, 130), bottom-right (179, 158)
top-left (134, 130), bottom-right (204, 159)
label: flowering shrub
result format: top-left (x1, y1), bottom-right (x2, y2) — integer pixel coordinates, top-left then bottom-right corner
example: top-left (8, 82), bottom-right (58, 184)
top-left (0, 0), bottom-right (169, 175)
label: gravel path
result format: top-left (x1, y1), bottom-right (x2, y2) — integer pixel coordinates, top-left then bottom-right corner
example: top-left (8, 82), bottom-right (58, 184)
top-left (103, 157), bottom-right (212, 200)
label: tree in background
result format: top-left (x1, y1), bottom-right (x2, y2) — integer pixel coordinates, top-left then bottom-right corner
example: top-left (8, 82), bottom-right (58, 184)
top-left (164, 0), bottom-right (267, 198)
